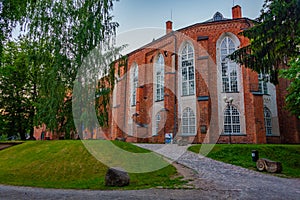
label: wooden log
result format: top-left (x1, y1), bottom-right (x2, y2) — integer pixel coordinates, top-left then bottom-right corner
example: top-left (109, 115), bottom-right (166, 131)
top-left (256, 158), bottom-right (282, 173)
top-left (256, 159), bottom-right (266, 171)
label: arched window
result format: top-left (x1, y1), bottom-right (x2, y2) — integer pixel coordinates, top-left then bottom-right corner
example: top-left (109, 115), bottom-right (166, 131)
top-left (181, 43), bottom-right (195, 96)
top-left (182, 107), bottom-right (196, 135)
top-left (224, 105), bottom-right (240, 134)
top-left (264, 107), bottom-right (272, 135)
top-left (221, 37), bottom-right (238, 93)
top-left (131, 64), bottom-right (138, 106)
top-left (155, 54), bottom-right (164, 101)
top-left (155, 112), bottom-right (161, 135)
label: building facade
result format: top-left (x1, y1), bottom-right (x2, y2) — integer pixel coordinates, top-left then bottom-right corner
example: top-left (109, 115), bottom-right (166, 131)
top-left (33, 5), bottom-right (300, 144)
top-left (108, 5), bottom-right (300, 144)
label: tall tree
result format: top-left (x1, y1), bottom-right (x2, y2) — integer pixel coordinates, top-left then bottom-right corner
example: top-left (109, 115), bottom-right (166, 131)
top-left (26, 0), bottom-right (118, 137)
top-left (230, 0), bottom-right (300, 84)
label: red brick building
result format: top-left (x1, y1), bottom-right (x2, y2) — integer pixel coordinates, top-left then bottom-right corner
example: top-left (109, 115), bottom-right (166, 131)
top-left (108, 5), bottom-right (300, 144)
top-left (34, 5), bottom-right (300, 144)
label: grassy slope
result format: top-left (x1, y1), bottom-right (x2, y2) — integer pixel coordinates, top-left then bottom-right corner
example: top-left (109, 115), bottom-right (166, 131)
top-left (188, 144), bottom-right (300, 178)
top-left (0, 141), bottom-right (183, 189)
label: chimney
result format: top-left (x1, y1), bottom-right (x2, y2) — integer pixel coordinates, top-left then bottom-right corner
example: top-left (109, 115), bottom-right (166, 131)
top-left (232, 5), bottom-right (242, 19)
top-left (166, 21), bottom-right (173, 34)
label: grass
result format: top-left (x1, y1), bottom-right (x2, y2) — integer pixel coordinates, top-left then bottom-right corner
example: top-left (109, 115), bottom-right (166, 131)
top-left (188, 144), bottom-right (300, 178)
top-left (0, 140), bottom-right (185, 189)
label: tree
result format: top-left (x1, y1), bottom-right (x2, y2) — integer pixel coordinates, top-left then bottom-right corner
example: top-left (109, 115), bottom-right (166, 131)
top-left (0, 40), bottom-right (38, 140)
top-left (1, 0), bottom-right (119, 139)
top-left (280, 58), bottom-right (300, 118)
top-left (230, 0), bottom-right (300, 84)
top-left (26, 0), bottom-right (119, 137)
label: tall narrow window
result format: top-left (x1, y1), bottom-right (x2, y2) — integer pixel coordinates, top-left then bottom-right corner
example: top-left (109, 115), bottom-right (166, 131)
top-left (131, 64), bottom-right (138, 106)
top-left (264, 107), bottom-right (272, 135)
top-left (221, 37), bottom-right (238, 93)
top-left (258, 73), bottom-right (269, 94)
top-left (181, 107), bottom-right (196, 135)
top-left (155, 112), bottom-right (161, 135)
top-left (155, 54), bottom-right (164, 101)
top-left (224, 105), bottom-right (240, 134)
top-left (181, 43), bottom-right (195, 96)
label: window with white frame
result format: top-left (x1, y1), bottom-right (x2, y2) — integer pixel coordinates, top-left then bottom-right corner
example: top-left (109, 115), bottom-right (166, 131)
top-left (264, 107), bottom-right (272, 135)
top-left (155, 54), bottom-right (164, 101)
top-left (155, 112), bottom-right (161, 135)
top-left (258, 73), bottom-right (269, 94)
top-left (224, 105), bottom-right (240, 134)
top-left (181, 107), bottom-right (196, 135)
top-left (131, 64), bottom-right (138, 106)
top-left (220, 37), bottom-right (238, 93)
top-left (181, 43), bottom-right (195, 96)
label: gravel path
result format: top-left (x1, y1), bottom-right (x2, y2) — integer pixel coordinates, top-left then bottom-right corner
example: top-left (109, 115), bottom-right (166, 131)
top-left (136, 144), bottom-right (300, 200)
top-left (1, 144), bottom-right (299, 200)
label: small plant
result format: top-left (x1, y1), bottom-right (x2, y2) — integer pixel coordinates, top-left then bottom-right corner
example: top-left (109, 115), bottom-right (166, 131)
top-left (0, 134), bottom-right (8, 141)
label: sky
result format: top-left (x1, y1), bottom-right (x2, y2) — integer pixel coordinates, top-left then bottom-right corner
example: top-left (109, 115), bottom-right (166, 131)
top-left (112, 0), bottom-right (265, 54)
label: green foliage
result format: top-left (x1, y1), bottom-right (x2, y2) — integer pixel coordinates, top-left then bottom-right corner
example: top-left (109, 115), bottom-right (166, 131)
top-left (230, 0), bottom-right (300, 84)
top-left (0, 133), bottom-right (8, 141)
top-left (0, 0), bottom-right (30, 65)
top-left (1, 0), bottom-right (120, 137)
top-left (26, 0), bottom-right (119, 135)
top-left (280, 58), bottom-right (300, 118)
top-left (0, 141), bottom-right (184, 189)
top-left (189, 144), bottom-right (300, 178)
top-left (0, 40), bottom-right (39, 139)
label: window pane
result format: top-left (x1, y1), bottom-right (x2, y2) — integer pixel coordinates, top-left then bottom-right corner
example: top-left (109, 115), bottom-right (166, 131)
top-left (232, 125), bottom-right (240, 133)
top-left (182, 108), bottom-right (196, 135)
top-left (156, 54), bottom-right (164, 101)
top-left (224, 106), bottom-right (240, 134)
top-left (182, 118), bottom-right (188, 125)
top-left (182, 126), bottom-right (188, 134)
top-left (182, 82), bottom-right (188, 95)
top-left (190, 118), bottom-right (195, 125)
top-left (221, 41), bottom-right (227, 49)
top-left (189, 81), bottom-right (195, 95)
top-left (181, 44), bottom-right (194, 96)
top-left (222, 63), bottom-right (228, 76)
top-left (221, 37), bottom-right (239, 93)
top-left (221, 49), bottom-right (227, 56)
top-left (182, 68), bottom-right (187, 81)
top-left (264, 107), bottom-right (272, 135)
top-left (189, 67), bottom-right (194, 80)
top-left (189, 126), bottom-right (195, 134)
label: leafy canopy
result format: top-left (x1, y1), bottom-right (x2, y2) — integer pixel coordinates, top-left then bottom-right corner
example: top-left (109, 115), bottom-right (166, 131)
top-left (280, 58), bottom-right (300, 118)
top-left (0, 0), bottom-right (119, 138)
top-left (230, 0), bottom-right (300, 84)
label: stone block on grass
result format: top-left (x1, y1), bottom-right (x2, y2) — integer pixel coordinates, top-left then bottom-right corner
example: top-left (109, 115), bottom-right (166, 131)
top-left (105, 167), bottom-right (130, 187)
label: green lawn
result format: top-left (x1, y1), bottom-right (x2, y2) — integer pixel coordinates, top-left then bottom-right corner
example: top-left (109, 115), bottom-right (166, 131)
top-left (0, 140), bottom-right (184, 189)
top-left (188, 144), bottom-right (300, 178)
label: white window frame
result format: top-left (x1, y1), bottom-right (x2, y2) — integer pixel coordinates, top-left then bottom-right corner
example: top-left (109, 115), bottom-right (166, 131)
top-left (181, 43), bottom-right (195, 96)
top-left (258, 73), bottom-right (269, 94)
top-left (224, 105), bottom-right (241, 134)
top-left (181, 107), bottom-right (196, 135)
top-left (155, 54), bottom-right (164, 101)
top-left (155, 112), bottom-right (161, 135)
top-left (220, 37), bottom-right (238, 93)
top-left (264, 107), bottom-right (272, 135)
top-left (131, 64), bottom-right (138, 106)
